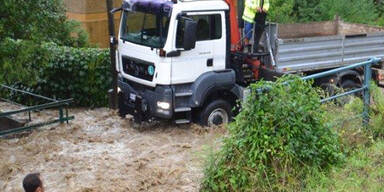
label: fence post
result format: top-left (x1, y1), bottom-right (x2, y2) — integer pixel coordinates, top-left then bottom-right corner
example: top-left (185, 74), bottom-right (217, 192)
top-left (363, 63), bottom-right (372, 125)
top-left (59, 107), bottom-right (64, 123)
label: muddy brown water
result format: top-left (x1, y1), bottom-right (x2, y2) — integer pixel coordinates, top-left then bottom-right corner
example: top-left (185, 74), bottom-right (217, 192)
top-left (0, 107), bottom-right (225, 192)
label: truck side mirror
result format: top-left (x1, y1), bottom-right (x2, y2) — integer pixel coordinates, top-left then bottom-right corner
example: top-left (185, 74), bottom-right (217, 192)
top-left (183, 19), bottom-right (197, 50)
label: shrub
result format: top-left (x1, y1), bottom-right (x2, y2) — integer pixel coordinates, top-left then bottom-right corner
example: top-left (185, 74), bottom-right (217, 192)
top-left (0, 39), bottom-right (111, 107)
top-left (201, 76), bottom-right (343, 191)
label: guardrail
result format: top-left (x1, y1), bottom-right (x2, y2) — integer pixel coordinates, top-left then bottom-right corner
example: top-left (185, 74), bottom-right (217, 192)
top-left (302, 57), bottom-right (381, 125)
top-left (0, 84), bottom-right (74, 136)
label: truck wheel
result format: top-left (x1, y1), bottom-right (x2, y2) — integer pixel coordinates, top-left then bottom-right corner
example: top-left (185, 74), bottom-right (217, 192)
top-left (341, 80), bottom-right (360, 90)
top-left (339, 80), bottom-right (361, 104)
top-left (199, 100), bottom-right (232, 127)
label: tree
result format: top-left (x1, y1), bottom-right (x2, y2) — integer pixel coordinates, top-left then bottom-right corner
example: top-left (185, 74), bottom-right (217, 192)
top-left (292, 0), bottom-right (323, 22)
top-left (0, 0), bottom-right (88, 47)
top-left (268, 0), bottom-right (296, 23)
top-left (317, 0), bottom-right (378, 25)
top-left (376, 0), bottom-right (384, 25)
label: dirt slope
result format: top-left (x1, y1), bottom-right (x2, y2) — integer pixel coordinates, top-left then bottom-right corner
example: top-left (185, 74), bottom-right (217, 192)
top-left (0, 108), bottom-right (225, 192)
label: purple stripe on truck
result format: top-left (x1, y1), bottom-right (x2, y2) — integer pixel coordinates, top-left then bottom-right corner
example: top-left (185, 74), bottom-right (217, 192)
top-left (123, 0), bottom-right (173, 16)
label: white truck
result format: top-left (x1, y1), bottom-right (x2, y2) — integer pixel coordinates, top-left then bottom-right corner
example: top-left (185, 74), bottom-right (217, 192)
top-left (109, 0), bottom-right (384, 126)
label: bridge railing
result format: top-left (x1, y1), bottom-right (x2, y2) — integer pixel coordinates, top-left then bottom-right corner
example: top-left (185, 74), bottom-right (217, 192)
top-left (0, 84), bottom-right (74, 136)
top-left (302, 57), bottom-right (381, 125)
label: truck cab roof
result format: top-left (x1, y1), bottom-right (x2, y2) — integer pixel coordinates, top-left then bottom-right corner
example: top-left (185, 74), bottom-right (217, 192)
top-left (122, 0), bottom-right (229, 16)
top-left (174, 0), bottom-right (229, 12)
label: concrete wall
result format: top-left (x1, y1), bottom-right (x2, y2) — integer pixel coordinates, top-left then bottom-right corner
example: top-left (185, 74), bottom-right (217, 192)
top-left (278, 21), bottom-right (338, 39)
top-left (64, 0), bottom-right (122, 48)
top-left (338, 22), bottom-right (384, 35)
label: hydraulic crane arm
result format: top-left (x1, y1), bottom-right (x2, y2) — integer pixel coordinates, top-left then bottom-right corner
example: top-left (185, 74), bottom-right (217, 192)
top-left (225, 0), bottom-right (241, 51)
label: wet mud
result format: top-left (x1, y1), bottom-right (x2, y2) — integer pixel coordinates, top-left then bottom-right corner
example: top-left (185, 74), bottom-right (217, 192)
top-left (0, 107), bottom-right (225, 192)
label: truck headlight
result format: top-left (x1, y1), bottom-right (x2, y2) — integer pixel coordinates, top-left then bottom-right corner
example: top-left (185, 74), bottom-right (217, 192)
top-left (157, 101), bottom-right (170, 110)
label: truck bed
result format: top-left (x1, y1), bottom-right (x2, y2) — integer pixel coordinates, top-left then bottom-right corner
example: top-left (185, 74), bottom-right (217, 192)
top-left (266, 20), bottom-right (384, 73)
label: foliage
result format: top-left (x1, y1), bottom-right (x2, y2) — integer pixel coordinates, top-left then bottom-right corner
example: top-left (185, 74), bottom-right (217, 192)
top-left (0, 39), bottom-right (49, 86)
top-left (269, 0), bottom-right (381, 26)
top-left (201, 76), bottom-right (343, 191)
top-left (367, 82), bottom-right (384, 138)
top-left (0, 0), bottom-right (88, 47)
top-left (317, 0), bottom-right (379, 25)
top-left (323, 99), bottom-right (373, 155)
top-left (335, 82), bottom-right (384, 140)
top-left (377, 1), bottom-right (384, 25)
top-left (0, 38), bottom-right (111, 107)
top-left (305, 141), bottom-right (384, 192)
top-left (292, 0), bottom-right (322, 23)
top-left (321, 81), bottom-right (384, 155)
top-left (306, 83), bottom-right (384, 191)
top-left (268, 0), bottom-right (296, 23)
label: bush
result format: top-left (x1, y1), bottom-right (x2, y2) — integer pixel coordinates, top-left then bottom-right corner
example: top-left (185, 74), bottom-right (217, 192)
top-left (269, 0), bottom-right (380, 25)
top-left (0, 39), bottom-right (111, 107)
top-left (0, 0), bottom-right (88, 47)
top-left (201, 76), bottom-right (343, 191)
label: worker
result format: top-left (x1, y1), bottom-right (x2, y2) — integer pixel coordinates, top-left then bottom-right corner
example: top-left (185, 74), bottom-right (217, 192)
top-left (242, 0), bottom-right (270, 47)
top-left (22, 173), bottom-right (44, 192)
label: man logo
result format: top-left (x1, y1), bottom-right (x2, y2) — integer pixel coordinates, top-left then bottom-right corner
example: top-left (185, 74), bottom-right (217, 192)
top-left (148, 66), bottom-right (155, 76)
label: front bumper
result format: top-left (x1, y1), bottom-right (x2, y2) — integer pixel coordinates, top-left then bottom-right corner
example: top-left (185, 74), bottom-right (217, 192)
top-left (118, 78), bottom-right (173, 122)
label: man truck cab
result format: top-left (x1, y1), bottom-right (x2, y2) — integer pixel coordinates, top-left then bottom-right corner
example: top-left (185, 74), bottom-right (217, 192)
top-left (116, 0), bottom-right (244, 126)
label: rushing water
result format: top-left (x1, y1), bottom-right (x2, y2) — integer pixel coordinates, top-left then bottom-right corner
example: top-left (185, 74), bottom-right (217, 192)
top-left (0, 107), bottom-right (224, 192)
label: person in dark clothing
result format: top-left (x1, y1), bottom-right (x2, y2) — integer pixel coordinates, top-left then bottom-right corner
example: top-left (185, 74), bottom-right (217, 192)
top-left (23, 173), bottom-right (44, 192)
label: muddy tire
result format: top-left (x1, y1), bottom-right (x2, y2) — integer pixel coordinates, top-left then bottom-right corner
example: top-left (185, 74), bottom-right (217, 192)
top-left (199, 99), bottom-right (232, 127)
top-left (341, 80), bottom-right (360, 90)
top-left (338, 80), bottom-right (361, 104)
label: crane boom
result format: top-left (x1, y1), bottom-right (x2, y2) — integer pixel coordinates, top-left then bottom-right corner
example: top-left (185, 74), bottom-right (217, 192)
top-left (224, 0), bottom-right (241, 51)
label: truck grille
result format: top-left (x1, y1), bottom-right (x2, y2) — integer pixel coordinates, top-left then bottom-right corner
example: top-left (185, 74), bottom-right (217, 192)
top-left (122, 56), bottom-right (155, 81)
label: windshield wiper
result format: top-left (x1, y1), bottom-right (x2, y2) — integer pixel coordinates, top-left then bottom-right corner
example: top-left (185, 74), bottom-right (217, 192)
top-left (140, 13), bottom-right (147, 43)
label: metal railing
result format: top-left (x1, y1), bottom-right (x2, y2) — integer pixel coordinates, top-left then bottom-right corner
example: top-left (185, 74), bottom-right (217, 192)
top-left (302, 57), bottom-right (381, 125)
top-left (0, 84), bottom-right (74, 136)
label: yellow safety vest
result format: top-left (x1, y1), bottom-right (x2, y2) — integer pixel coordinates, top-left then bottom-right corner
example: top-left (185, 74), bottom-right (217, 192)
top-left (242, 0), bottom-right (270, 23)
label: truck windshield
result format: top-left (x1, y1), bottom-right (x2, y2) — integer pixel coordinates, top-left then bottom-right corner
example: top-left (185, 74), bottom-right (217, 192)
top-left (120, 11), bottom-right (170, 48)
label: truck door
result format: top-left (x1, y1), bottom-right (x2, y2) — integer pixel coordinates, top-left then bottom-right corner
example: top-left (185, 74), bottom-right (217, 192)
top-left (171, 11), bottom-right (225, 84)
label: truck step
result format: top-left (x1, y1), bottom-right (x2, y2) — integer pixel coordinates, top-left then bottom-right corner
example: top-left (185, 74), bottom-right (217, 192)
top-left (175, 92), bottom-right (193, 97)
top-left (175, 107), bottom-right (191, 113)
top-left (175, 119), bottom-right (191, 124)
